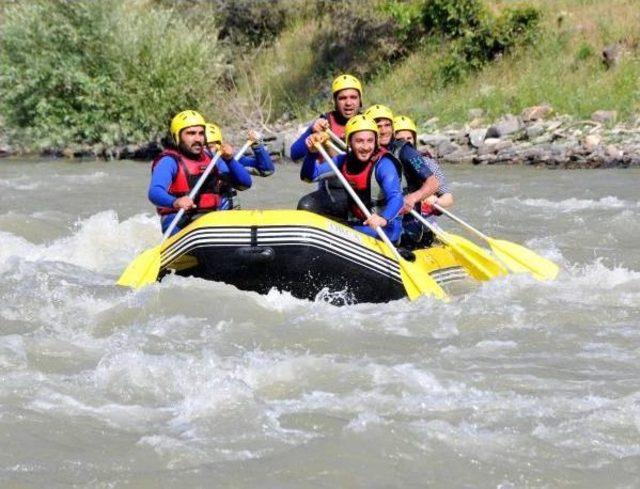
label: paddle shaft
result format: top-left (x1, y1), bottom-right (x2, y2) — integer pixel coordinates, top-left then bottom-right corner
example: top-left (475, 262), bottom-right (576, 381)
top-left (162, 139), bottom-right (253, 239)
top-left (409, 209), bottom-right (445, 239)
top-left (315, 143), bottom-right (402, 261)
top-left (433, 203), bottom-right (490, 241)
top-left (326, 140), bottom-right (346, 155)
top-left (326, 129), bottom-right (348, 150)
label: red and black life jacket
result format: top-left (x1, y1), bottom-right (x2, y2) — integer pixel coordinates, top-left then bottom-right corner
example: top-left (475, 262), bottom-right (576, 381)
top-left (151, 149), bottom-right (223, 215)
top-left (340, 148), bottom-right (388, 221)
top-left (325, 111), bottom-right (346, 140)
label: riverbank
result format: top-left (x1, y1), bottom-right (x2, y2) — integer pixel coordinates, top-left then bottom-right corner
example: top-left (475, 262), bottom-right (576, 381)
top-left (2, 105), bottom-right (639, 169)
top-left (268, 105), bottom-right (640, 169)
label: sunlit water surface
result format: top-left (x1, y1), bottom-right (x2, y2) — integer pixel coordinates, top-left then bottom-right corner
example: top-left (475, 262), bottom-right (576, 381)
top-left (1, 159), bottom-right (639, 488)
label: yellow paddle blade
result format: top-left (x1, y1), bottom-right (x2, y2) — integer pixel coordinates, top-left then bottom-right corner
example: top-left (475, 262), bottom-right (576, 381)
top-left (488, 238), bottom-right (559, 281)
top-left (440, 232), bottom-right (508, 281)
top-left (399, 257), bottom-right (448, 302)
top-left (116, 245), bottom-right (162, 289)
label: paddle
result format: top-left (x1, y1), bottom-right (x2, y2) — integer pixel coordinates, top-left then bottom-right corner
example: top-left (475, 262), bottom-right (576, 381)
top-left (409, 209), bottom-right (507, 281)
top-left (326, 128), bottom-right (348, 150)
top-left (434, 203), bottom-right (560, 281)
top-left (314, 142), bottom-right (447, 301)
top-left (117, 140), bottom-right (254, 289)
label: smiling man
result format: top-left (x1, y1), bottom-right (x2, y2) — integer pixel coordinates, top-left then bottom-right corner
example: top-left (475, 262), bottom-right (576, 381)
top-left (292, 74), bottom-right (364, 218)
top-left (299, 115), bottom-right (404, 242)
top-left (148, 110), bottom-right (252, 236)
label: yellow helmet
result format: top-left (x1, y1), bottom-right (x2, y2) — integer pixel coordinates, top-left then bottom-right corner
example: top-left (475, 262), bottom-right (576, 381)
top-left (331, 74), bottom-right (363, 98)
top-left (393, 115), bottom-right (417, 136)
top-left (169, 110), bottom-right (206, 144)
top-left (364, 104), bottom-right (394, 123)
top-left (205, 122), bottom-right (222, 144)
top-left (344, 115), bottom-right (379, 145)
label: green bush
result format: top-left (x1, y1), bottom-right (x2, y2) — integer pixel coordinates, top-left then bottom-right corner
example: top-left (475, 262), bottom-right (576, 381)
top-left (438, 5), bottom-right (541, 83)
top-left (311, 3), bottom-right (407, 81)
top-left (0, 0), bottom-right (227, 149)
top-left (421, 0), bottom-right (486, 38)
top-left (214, 0), bottom-right (294, 47)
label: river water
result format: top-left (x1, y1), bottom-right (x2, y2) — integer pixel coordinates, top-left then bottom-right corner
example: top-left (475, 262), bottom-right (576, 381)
top-left (0, 159), bottom-right (639, 488)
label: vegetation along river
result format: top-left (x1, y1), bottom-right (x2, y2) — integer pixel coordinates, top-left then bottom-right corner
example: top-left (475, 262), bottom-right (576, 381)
top-left (1, 159), bottom-right (639, 488)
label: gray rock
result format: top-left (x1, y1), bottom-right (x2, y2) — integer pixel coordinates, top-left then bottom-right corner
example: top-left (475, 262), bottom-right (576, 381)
top-left (453, 129), bottom-right (469, 146)
top-left (532, 134), bottom-right (553, 145)
top-left (483, 137), bottom-right (502, 146)
top-left (263, 133), bottom-right (284, 156)
top-left (437, 140), bottom-right (461, 157)
top-left (473, 154), bottom-right (497, 165)
top-left (591, 110), bottom-right (617, 124)
top-left (469, 128), bottom-right (487, 148)
top-left (0, 144), bottom-right (13, 157)
top-left (526, 124), bottom-right (546, 139)
top-left (441, 149), bottom-right (475, 164)
top-left (477, 143), bottom-right (497, 157)
top-left (605, 144), bottom-right (624, 159)
top-left (486, 115), bottom-right (521, 138)
top-left (283, 130), bottom-right (301, 159)
top-left (418, 133), bottom-right (449, 147)
top-left (583, 134), bottom-right (602, 151)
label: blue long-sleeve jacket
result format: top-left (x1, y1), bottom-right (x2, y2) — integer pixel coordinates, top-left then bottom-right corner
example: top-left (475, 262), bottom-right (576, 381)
top-left (290, 125), bottom-right (314, 161)
top-left (148, 154), bottom-right (252, 235)
top-left (148, 154), bottom-right (252, 209)
top-left (301, 152), bottom-right (403, 223)
top-left (386, 140), bottom-right (434, 191)
top-left (238, 143), bottom-right (275, 176)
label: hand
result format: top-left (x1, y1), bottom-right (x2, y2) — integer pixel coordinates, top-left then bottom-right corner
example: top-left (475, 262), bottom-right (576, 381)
top-left (173, 196), bottom-right (196, 211)
top-left (305, 132), bottom-right (329, 152)
top-left (305, 135), bottom-right (318, 153)
top-left (248, 129), bottom-right (262, 145)
top-left (421, 200), bottom-right (442, 216)
top-left (364, 213), bottom-right (387, 230)
top-left (424, 194), bottom-right (438, 205)
top-left (220, 142), bottom-right (234, 159)
top-left (312, 118), bottom-right (329, 133)
top-left (402, 194), bottom-right (419, 214)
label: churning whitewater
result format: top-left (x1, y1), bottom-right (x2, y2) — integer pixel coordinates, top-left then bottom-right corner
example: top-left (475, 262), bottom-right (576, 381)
top-left (1, 160), bottom-right (639, 488)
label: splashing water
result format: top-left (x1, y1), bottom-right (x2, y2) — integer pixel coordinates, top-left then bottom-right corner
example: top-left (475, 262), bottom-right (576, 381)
top-left (0, 160), bottom-right (638, 487)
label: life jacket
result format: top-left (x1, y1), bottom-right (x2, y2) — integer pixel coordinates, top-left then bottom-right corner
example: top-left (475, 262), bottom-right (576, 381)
top-left (324, 111), bottom-right (346, 140)
top-left (388, 139), bottom-right (419, 193)
top-left (151, 149), bottom-right (223, 215)
top-left (341, 148), bottom-right (389, 222)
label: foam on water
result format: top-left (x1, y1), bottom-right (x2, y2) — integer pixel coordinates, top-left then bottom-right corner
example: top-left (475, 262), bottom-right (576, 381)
top-left (493, 195), bottom-right (638, 212)
top-left (0, 211), bottom-right (158, 275)
top-left (1, 162), bottom-right (639, 486)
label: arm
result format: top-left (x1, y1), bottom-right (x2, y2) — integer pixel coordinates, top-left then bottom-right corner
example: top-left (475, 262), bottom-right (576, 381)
top-left (423, 156), bottom-right (450, 194)
top-left (374, 157), bottom-right (404, 222)
top-left (220, 157), bottom-right (252, 190)
top-left (148, 156), bottom-right (178, 208)
top-left (290, 125), bottom-right (314, 161)
top-left (300, 151), bottom-right (341, 183)
top-left (240, 144), bottom-right (275, 176)
top-left (290, 116), bottom-right (330, 161)
top-left (399, 144), bottom-right (438, 212)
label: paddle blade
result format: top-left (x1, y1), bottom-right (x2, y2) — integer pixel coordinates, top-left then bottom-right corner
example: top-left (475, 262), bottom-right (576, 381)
top-left (116, 246), bottom-right (162, 289)
top-left (399, 258), bottom-right (448, 301)
top-left (489, 238), bottom-right (559, 281)
top-left (441, 232), bottom-right (508, 281)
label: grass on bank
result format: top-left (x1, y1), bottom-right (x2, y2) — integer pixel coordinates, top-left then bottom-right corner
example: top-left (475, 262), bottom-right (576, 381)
top-left (239, 0), bottom-right (640, 127)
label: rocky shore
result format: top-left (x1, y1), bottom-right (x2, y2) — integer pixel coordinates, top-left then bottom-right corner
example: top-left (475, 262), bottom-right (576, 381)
top-left (276, 106), bottom-right (640, 169)
top-left (1, 106), bottom-right (639, 168)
